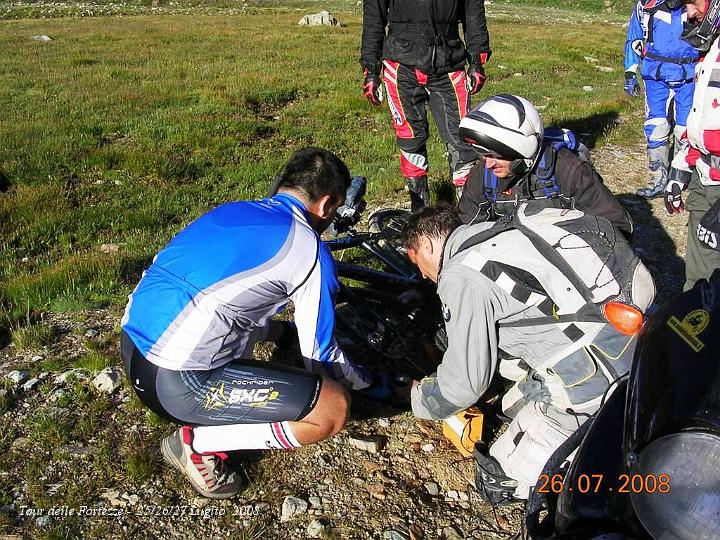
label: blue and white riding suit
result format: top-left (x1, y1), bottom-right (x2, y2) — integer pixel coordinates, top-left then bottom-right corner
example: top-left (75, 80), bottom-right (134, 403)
top-left (120, 193), bottom-right (371, 425)
top-left (625, 0), bottom-right (698, 181)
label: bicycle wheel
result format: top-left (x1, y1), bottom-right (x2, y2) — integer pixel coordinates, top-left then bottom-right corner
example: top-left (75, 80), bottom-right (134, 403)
top-left (334, 285), bottom-right (443, 380)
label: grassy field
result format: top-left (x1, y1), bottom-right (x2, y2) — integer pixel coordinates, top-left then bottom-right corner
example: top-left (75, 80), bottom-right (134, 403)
top-left (0, 2), bottom-right (641, 341)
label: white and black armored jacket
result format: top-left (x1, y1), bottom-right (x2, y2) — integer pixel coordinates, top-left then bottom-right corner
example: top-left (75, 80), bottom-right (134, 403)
top-left (411, 202), bottom-right (656, 420)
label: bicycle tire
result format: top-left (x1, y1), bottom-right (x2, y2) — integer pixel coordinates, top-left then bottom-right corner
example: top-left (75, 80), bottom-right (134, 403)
top-left (335, 285), bottom-right (442, 380)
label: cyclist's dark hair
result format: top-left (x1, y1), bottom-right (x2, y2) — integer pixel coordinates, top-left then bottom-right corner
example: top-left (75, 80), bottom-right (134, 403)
top-left (402, 205), bottom-right (461, 251)
top-left (276, 147), bottom-right (351, 204)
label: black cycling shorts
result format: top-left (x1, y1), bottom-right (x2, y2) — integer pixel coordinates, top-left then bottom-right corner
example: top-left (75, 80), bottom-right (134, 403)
top-left (121, 331), bottom-right (322, 426)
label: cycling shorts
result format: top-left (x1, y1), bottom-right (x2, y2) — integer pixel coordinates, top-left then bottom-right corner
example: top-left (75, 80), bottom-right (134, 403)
top-left (121, 331), bottom-right (322, 426)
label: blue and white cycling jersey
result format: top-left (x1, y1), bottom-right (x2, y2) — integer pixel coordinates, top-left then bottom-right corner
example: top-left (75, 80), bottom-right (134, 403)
top-left (121, 193), bottom-right (371, 390)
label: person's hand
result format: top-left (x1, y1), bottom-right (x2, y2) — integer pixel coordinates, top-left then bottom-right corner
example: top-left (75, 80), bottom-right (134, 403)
top-left (664, 168), bottom-right (691, 214)
top-left (466, 63), bottom-right (487, 95)
top-left (390, 377), bottom-right (417, 404)
top-left (363, 68), bottom-right (383, 106)
top-left (359, 372), bottom-right (392, 400)
top-left (624, 72), bottom-right (640, 97)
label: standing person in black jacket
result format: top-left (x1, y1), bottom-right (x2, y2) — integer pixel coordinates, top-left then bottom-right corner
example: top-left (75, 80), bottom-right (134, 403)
top-left (457, 94), bottom-right (634, 238)
top-left (360, 0), bottom-right (491, 211)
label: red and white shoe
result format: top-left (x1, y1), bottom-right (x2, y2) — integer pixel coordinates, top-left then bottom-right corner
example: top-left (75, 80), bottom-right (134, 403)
top-left (160, 426), bottom-right (245, 499)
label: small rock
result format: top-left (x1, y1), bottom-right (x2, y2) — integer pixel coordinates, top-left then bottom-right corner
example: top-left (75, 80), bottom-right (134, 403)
top-left (583, 85), bottom-right (594, 92)
top-left (35, 515), bottom-right (51, 527)
top-left (404, 434), bottom-right (423, 444)
top-left (378, 418), bottom-right (391, 428)
top-left (458, 491), bottom-right (469, 501)
top-left (447, 490), bottom-right (459, 501)
top-left (31, 355), bottom-right (43, 362)
top-left (384, 530), bottom-right (409, 540)
top-left (57, 445), bottom-right (95, 458)
top-left (7, 371), bottom-right (29, 386)
top-left (424, 482), bottom-right (440, 496)
top-left (85, 329), bottom-right (99, 338)
top-left (441, 526), bottom-right (463, 540)
top-left (365, 484), bottom-right (386, 500)
top-left (298, 10), bottom-right (341, 26)
top-left (100, 243), bottom-right (119, 254)
top-left (348, 435), bottom-right (385, 454)
top-left (54, 369), bottom-right (88, 384)
top-left (21, 378), bottom-right (40, 392)
top-left (122, 493), bottom-right (140, 505)
top-left (306, 519), bottom-right (326, 538)
top-left (596, 66), bottom-right (614, 73)
top-left (421, 443), bottom-right (434, 453)
top-left (254, 502), bottom-right (270, 513)
top-left (584, 56), bottom-right (598, 63)
top-left (31, 35), bottom-right (53, 42)
top-left (12, 437), bottom-right (31, 450)
top-left (513, 72), bottom-right (524, 77)
top-left (308, 496), bottom-right (322, 508)
top-left (92, 367), bottom-right (122, 394)
top-left (281, 496), bottom-right (308, 522)
top-left (21, 257), bottom-right (30, 263)
top-left (360, 459), bottom-right (384, 474)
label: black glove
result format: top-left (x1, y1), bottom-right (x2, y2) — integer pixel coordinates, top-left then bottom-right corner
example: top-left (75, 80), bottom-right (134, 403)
top-left (466, 63), bottom-right (487, 95)
top-left (664, 168), bottom-right (691, 215)
top-left (363, 68), bottom-right (383, 106)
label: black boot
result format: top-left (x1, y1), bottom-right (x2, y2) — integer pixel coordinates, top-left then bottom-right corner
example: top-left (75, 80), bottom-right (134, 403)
top-left (406, 176), bottom-right (430, 212)
top-left (474, 448), bottom-right (518, 505)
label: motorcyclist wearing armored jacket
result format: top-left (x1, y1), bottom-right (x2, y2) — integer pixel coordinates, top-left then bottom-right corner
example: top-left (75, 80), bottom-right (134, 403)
top-left (401, 204), bottom-right (655, 504)
top-left (456, 94), bottom-right (634, 238)
top-left (360, 0), bottom-right (491, 211)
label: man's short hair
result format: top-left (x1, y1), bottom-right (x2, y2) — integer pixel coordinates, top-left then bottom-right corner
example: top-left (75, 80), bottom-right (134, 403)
top-left (277, 147), bottom-right (351, 204)
top-left (402, 205), bottom-right (461, 251)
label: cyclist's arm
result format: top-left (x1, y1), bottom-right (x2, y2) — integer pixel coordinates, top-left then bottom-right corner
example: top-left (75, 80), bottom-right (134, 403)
top-left (291, 242), bottom-right (372, 391)
top-left (411, 267), bottom-right (498, 420)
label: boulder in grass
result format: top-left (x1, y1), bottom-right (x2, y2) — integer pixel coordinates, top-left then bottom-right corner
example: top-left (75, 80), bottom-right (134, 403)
top-left (31, 35), bottom-right (53, 42)
top-left (298, 11), bottom-right (341, 27)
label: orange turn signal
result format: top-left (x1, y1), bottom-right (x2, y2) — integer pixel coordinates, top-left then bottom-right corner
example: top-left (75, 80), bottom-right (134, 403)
top-left (604, 301), bottom-right (644, 335)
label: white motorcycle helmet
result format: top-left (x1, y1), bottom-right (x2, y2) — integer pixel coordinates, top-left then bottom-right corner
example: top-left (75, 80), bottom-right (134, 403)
top-left (459, 94), bottom-right (544, 176)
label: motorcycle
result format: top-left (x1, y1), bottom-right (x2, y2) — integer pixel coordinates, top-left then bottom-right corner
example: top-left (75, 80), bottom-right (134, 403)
top-left (526, 270), bottom-right (720, 540)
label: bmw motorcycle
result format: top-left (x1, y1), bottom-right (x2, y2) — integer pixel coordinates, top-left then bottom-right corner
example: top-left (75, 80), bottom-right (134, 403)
top-left (526, 270), bottom-right (720, 540)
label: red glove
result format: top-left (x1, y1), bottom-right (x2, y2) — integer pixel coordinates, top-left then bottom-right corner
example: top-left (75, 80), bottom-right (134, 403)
top-left (363, 68), bottom-right (383, 106)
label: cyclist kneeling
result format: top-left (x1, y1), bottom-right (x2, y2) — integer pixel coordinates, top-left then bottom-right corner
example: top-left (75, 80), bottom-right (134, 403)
top-left (401, 204), bottom-right (655, 504)
top-left (121, 147), bottom-right (381, 499)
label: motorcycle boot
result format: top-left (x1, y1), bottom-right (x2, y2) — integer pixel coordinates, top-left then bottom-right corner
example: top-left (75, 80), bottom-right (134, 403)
top-left (406, 176), bottom-right (430, 212)
top-left (474, 447), bottom-right (518, 505)
top-left (637, 145), bottom-right (670, 199)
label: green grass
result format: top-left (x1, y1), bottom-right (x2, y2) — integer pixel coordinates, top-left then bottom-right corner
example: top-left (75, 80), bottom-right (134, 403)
top-left (0, 2), bottom-right (644, 336)
top-left (11, 322), bottom-right (57, 350)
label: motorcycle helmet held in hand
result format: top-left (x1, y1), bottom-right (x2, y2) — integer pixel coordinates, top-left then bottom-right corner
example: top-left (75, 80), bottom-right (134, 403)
top-left (459, 94), bottom-right (544, 176)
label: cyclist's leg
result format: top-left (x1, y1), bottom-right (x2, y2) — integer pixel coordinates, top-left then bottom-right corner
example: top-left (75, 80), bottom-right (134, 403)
top-left (123, 333), bottom-right (349, 452)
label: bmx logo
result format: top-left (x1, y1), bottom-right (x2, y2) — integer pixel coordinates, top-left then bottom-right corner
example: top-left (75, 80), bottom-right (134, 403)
top-left (667, 309), bottom-right (710, 353)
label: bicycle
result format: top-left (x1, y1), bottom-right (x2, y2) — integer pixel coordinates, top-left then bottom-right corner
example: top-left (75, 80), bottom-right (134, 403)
top-left (323, 190), bottom-right (444, 382)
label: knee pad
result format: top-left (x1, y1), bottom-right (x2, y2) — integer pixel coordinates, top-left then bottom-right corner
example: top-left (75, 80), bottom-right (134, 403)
top-left (644, 117), bottom-right (671, 148)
